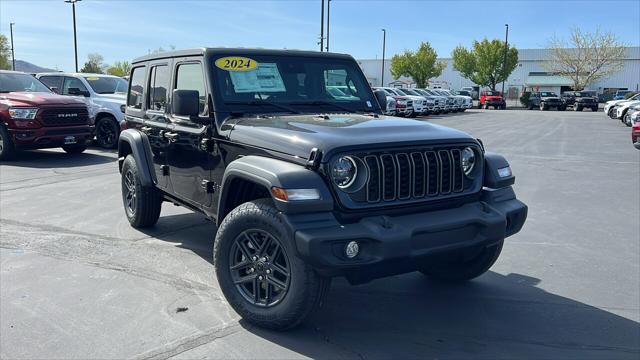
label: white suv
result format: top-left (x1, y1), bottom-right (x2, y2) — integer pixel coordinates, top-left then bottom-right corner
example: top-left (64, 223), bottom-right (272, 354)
top-left (37, 73), bottom-right (128, 149)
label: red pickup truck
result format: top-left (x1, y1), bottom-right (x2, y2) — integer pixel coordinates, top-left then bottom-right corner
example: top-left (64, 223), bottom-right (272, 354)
top-left (0, 71), bottom-right (94, 160)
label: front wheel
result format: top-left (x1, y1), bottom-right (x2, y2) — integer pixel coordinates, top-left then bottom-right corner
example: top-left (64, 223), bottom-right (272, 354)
top-left (95, 116), bottom-right (120, 149)
top-left (420, 240), bottom-right (504, 282)
top-left (0, 125), bottom-right (16, 161)
top-left (624, 113), bottom-right (632, 127)
top-left (214, 199), bottom-right (330, 330)
top-left (62, 144), bottom-right (88, 154)
top-left (540, 103), bottom-right (547, 111)
top-left (121, 155), bottom-right (162, 228)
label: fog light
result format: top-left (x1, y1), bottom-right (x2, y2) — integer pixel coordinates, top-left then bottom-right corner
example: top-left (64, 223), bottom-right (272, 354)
top-left (345, 241), bottom-right (359, 258)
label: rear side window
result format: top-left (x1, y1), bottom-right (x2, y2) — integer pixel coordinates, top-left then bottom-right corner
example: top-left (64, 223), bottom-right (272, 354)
top-left (148, 65), bottom-right (170, 112)
top-left (128, 66), bottom-right (146, 109)
top-left (175, 63), bottom-right (206, 114)
top-left (39, 76), bottom-right (63, 92)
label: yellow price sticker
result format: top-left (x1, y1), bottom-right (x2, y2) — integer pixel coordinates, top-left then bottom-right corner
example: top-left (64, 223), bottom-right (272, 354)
top-left (214, 56), bottom-right (257, 72)
top-left (85, 77), bottom-right (100, 81)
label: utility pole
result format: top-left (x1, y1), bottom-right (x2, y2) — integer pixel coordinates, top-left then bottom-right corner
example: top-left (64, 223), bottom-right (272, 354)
top-left (381, 29), bottom-right (386, 87)
top-left (501, 23), bottom-right (509, 98)
top-left (9, 23), bottom-right (15, 71)
top-left (319, 0), bottom-right (324, 52)
top-left (325, 0), bottom-right (331, 52)
top-left (65, 0), bottom-right (82, 72)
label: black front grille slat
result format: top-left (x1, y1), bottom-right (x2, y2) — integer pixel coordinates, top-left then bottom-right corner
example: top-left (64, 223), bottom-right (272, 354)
top-left (40, 108), bottom-right (89, 126)
top-left (362, 146), bottom-right (470, 205)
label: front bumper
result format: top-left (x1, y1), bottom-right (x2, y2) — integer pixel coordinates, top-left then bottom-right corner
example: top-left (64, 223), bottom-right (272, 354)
top-left (8, 125), bottom-right (94, 149)
top-left (289, 186), bottom-right (527, 283)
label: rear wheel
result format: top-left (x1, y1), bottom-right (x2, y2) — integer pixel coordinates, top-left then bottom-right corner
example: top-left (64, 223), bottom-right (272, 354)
top-left (95, 116), bottom-right (120, 149)
top-left (214, 199), bottom-right (330, 330)
top-left (0, 125), bottom-right (16, 161)
top-left (420, 240), bottom-right (504, 282)
top-left (62, 144), bottom-right (88, 154)
top-left (121, 155), bottom-right (162, 228)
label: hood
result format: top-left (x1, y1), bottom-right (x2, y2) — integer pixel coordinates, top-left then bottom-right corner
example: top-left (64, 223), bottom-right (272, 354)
top-left (0, 91), bottom-right (86, 107)
top-left (606, 99), bottom-right (629, 106)
top-left (226, 114), bottom-right (475, 160)
top-left (93, 93), bottom-right (126, 103)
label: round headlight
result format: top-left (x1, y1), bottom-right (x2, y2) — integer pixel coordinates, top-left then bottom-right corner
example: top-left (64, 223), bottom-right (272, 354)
top-left (331, 156), bottom-right (357, 188)
top-left (461, 147), bottom-right (476, 176)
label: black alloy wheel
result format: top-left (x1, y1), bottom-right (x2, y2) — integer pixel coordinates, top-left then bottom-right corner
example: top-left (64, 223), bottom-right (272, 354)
top-left (229, 229), bottom-right (291, 307)
top-left (123, 168), bottom-right (137, 218)
top-left (96, 117), bottom-right (119, 149)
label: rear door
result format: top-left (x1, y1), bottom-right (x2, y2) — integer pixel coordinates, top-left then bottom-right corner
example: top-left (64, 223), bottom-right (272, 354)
top-left (165, 58), bottom-right (217, 209)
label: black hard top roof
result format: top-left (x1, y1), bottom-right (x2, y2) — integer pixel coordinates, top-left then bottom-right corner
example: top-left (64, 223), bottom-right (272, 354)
top-left (132, 48), bottom-right (354, 64)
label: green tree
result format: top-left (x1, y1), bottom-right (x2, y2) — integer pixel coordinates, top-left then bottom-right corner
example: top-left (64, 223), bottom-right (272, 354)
top-left (107, 61), bottom-right (131, 77)
top-left (0, 34), bottom-right (11, 70)
top-left (544, 28), bottom-right (626, 90)
top-left (390, 42), bottom-right (446, 88)
top-left (80, 53), bottom-right (105, 73)
top-left (452, 38), bottom-right (518, 90)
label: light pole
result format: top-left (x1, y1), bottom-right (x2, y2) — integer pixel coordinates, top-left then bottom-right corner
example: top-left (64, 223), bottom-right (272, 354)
top-left (319, 0), bottom-right (324, 52)
top-left (9, 23), bottom-right (15, 71)
top-left (65, 0), bottom-right (82, 72)
top-left (325, 0), bottom-right (331, 52)
top-left (381, 29), bottom-right (386, 87)
top-left (501, 24), bottom-right (509, 98)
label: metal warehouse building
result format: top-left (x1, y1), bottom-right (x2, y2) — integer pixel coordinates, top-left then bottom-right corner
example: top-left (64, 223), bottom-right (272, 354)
top-left (357, 46), bottom-right (640, 98)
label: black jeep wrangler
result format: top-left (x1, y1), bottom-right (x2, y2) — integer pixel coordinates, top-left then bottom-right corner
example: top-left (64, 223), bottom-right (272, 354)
top-left (118, 48), bottom-right (528, 330)
top-left (527, 91), bottom-right (565, 111)
top-left (561, 91), bottom-right (599, 112)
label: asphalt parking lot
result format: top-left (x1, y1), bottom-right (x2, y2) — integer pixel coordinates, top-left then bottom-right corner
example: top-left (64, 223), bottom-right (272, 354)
top-left (1, 109), bottom-right (638, 359)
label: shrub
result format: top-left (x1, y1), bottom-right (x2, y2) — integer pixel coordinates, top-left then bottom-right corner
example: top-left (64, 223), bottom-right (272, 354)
top-left (519, 92), bottom-right (531, 107)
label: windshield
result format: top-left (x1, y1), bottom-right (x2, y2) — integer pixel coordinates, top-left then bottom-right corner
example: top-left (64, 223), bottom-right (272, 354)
top-left (83, 76), bottom-right (128, 94)
top-left (540, 92), bottom-right (557, 97)
top-left (213, 55), bottom-right (376, 114)
top-left (0, 72), bottom-right (52, 93)
top-left (457, 90), bottom-right (471, 96)
top-left (485, 91), bottom-right (501, 96)
top-left (575, 91), bottom-right (595, 97)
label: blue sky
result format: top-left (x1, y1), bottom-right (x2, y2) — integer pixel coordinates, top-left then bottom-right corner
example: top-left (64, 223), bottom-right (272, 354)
top-left (1, 0), bottom-right (639, 72)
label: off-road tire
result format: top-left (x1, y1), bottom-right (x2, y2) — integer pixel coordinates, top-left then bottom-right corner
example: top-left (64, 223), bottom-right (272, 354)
top-left (62, 144), bottom-right (88, 154)
top-left (574, 105), bottom-right (582, 112)
top-left (0, 125), bottom-right (16, 161)
top-left (121, 155), bottom-right (162, 228)
top-left (214, 199), bottom-right (330, 330)
top-left (95, 116), bottom-right (120, 149)
top-left (559, 105), bottom-right (566, 111)
top-left (420, 240), bottom-right (504, 282)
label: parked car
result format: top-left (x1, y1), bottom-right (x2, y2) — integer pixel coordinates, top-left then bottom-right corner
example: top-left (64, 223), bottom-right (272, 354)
top-left (632, 120), bottom-right (640, 150)
top-left (561, 91), bottom-right (598, 112)
top-left (604, 93), bottom-right (640, 118)
top-left (0, 70), bottom-right (94, 160)
top-left (396, 88), bottom-right (434, 115)
top-left (412, 88), bottom-right (439, 114)
top-left (527, 91), bottom-right (565, 111)
top-left (613, 90), bottom-right (634, 100)
top-left (374, 87), bottom-right (414, 117)
top-left (36, 73), bottom-right (127, 149)
top-left (453, 90), bottom-right (474, 110)
top-left (431, 89), bottom-right (457, 112)
top-left (614, 100), bottom-right (640, 124)
top-left (118, 48), bottom-right (527, 330)
top-left (418, 88), bottom-right (447, 114)
top-left (479, 90), bottom-right (506, 109)
top-left (389, 88), bottom-right (426, 117)
top-left (624, 104), bottom-right (640, 127)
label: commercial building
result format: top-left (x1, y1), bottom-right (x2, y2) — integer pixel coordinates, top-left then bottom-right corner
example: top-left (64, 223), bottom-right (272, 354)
top-left (357, 46), bottom-right (640, 98)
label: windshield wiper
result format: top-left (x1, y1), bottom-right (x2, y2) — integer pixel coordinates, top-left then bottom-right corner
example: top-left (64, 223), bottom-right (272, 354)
top-left (292, 100), bottom-right (366, 114)
top-left (225, 100), bottom-right (300, 114)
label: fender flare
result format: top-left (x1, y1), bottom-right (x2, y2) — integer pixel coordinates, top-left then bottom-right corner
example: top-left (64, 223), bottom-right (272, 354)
top-left (217, 155), bottom-right (334, 224)
top-left (117, 129), bottom-right (156, 187)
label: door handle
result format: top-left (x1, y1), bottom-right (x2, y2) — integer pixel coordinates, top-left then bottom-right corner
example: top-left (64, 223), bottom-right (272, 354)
top-left (164, 132), bottom-right (179, 142)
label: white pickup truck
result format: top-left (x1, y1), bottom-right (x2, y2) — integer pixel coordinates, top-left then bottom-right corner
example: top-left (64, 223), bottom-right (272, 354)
top-left (37, 73), bottom-right (128, 149)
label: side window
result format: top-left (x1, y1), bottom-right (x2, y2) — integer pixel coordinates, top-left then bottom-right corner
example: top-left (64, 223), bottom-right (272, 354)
top-left (39, 76), bottom-right (63, 93)
top-left (128, 66), bottom-right (146, 109)
top-left (175, 63), bottom-right (206, 114)
top-left (148, 65), bottom-right (170, 112)
top-left (62, 77), bottom-right (88, 95)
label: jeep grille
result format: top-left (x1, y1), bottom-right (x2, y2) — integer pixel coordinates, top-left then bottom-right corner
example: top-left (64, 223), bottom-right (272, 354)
top-left (40, 107), bottom-right (90, 126)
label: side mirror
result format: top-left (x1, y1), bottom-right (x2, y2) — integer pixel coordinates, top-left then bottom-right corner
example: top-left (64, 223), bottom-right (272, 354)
top-left (68, 87), bottom-right (90, 97)
top-left (374, 89), bottom-right (387, 112)
top-left (172, 89), bottom-right (200, 117)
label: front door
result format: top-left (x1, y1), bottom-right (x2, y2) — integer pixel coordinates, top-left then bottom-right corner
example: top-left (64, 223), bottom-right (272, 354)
top-left (166, 59), bottom-right (219, 210)
top-left (144, 62), bottom-right (173, 190)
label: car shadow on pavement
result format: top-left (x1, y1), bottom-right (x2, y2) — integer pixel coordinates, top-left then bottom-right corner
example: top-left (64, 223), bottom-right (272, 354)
top-left (3, 149), bottom-right (115, 168)
top-left (241, 271), bottom-right (640, 359)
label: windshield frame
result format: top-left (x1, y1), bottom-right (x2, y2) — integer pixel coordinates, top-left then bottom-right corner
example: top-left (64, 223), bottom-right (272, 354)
top-left (0, 72), bottom-right (52, 94)
top-left (208, 53), bottom-right (379, 117)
